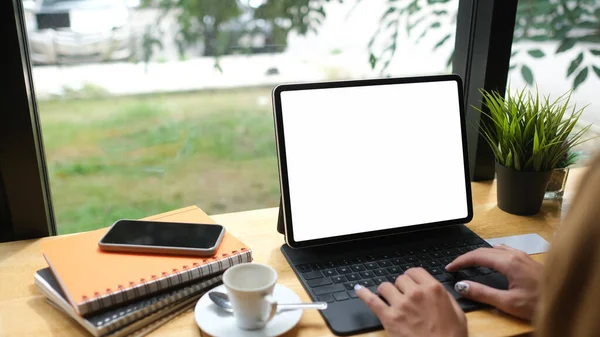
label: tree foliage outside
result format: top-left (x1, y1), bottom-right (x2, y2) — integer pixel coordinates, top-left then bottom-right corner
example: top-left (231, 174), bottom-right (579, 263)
top-left (141, 0), bottom-right (600, 90)
top-left (366, 0), bottom-right (600, 90)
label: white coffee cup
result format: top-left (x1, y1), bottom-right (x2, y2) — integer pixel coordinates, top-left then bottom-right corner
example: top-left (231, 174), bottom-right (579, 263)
top-left (222, 263), bottom-right (279, 330)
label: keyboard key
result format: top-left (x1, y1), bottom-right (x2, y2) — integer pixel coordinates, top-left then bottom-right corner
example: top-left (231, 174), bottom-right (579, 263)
top-left (351, 264), bottom-right (366, 272)
top-left (387, 274), bottom-right (399, 283)
top-left (427, 267), bottom-right (443, 275)
top-left (323, 269), bottom-right (338, 277)
top-left (374, 268), bottom-right (389, 276)
top-left (360, 271), bottom-right (375, 279)
top-left (405, 256), bottom-right (418, 263)
top-left (337, 266), bottom-right (352, 274)
top-left (391, 258), bottom-right (405, 265)
top-left (431, 251), bottom-right (443, 259)
top-left (344, 281), bottom-right (358, 290)
top-left (399, 264), bottom-right (414, 270)
top-left (433, 273), bottom-right (453, 282)
top-left (296, 264), bottom-right (312, 273)
top-left (417, 247), bottom-right (430, 254)
top-left (387, 266), bottom-right (401, 274)
top-left (318, 294), bottom-right (335, 303)
top-left (324, 261), bottom-right (337, 268)
top-left (430, 245), bottom-right (443, 251)
top-left (348, 289), bottom-right (358, 298)
top-left (475, 267), bottom-right (492, 275)
top-left (427, 260), bottom-right (441, 267)
top-left (378, 260), bottom-right (392, 268)
top-left (308, 278), bottom-right (333, 287)
top-left (310, 263), bottom-right (325, 270)
top-left (405, 248), bottom-right (416, 255)
top-left (443, 249), bottom-right (460, 256)
top-left (302, 271), bottom-right (323, 280)
top-left (455, 241), bottom-right (468, 247)
top-left (364, 262), bottom-right (379, 270)
top-left (457, 247), bottom-right (470, 254)
top-left (460, 268), bottom-right (480, 278)
top-left (365, 254), bottom-right (377, 261)
top-left (373, 276), bottom-right (387, 285)
top-left (337, 259), bottom-right (350, 266)
top-left (417, 254), bottom-right (430, 261)
top-left (439, 257), bottom-right (453, 265)
top-left (467, 245), bottom-right (479, 251)
top-left (414, 262), bottom-right (428, 268)
top-left (332, 276), bottom-right (347, 283)
top-left (358, 279), bottom-right (375, 287)
top-left (351, 256), bottom-right (365, 264)
top-left (333, 291), bottom-right (350, 301)
top-left (313, 284), bottom-right (345, 295)
top-left (346, 273), bottom-right (361, 281)
top-left (376, 253), bottom-right (392, 260)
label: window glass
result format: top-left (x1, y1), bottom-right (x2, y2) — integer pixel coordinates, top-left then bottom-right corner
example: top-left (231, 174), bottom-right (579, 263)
top-left (508, 0), bottom-right (600, 165)
top-left (23, 0), bottom-right (459, 234)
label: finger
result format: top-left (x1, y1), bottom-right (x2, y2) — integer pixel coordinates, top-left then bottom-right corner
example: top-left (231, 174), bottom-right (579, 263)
top-left (445, 248), bottom-right (511, 274)
top-left (394, 273), bottom-right (417, 294)
top-left (355, 284), bottom-right (389, 316)
top-left (377, 282), bottom-right (403, 305)
top-left (454, 281), bottom-right (510, 310)
top-left (404, 267), bottom-right (436, 284)
top-left (446, 290), bottom-right (463, 315)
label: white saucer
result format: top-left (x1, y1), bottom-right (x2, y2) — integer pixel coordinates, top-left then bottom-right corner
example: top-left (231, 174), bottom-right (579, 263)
top-left (194, 284), bottom-right (303, 337)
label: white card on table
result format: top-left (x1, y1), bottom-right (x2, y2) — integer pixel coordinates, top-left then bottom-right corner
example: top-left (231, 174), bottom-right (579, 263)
top-left (485, 233), bottom-right (549, 255)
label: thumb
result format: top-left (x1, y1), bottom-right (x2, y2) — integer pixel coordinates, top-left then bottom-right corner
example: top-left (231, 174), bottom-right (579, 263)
top-left (454, 281), bottom-right (509, 309)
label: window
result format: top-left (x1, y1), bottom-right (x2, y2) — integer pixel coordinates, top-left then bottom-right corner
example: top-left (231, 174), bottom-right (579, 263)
top-left (508, 0), bottom-right (600, 165)
top-left (2, 0), bottom-right (513, 240)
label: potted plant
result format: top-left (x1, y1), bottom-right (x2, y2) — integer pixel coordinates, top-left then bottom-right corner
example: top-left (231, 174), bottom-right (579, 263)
top-left (476, 87), bottom-right (593, 215)
top-left (544, 150), bottom-right (581, 199)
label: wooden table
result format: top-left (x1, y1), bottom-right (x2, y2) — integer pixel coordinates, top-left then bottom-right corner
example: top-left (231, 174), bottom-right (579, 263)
top-left (0, 168), bottom-right (586, 337)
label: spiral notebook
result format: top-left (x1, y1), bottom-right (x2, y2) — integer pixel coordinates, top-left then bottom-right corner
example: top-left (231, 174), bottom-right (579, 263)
top-left (40, 206), bottom-right (252, 316)
top-left (35, 267), bottom-right (222, 337)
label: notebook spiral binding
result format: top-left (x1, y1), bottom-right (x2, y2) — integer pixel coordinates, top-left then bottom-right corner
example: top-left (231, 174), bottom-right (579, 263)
top-left (79, 248), bottom-right (252, 316)
top-left (93, 273), bottom-right (223, 335)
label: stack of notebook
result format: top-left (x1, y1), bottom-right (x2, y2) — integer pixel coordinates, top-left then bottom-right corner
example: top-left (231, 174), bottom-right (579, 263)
top-left (34, 208), bottom-right (252, 337)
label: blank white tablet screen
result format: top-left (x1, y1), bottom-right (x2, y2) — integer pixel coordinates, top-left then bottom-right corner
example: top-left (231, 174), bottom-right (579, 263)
top-left (279, 80), bottom-right (469, 242)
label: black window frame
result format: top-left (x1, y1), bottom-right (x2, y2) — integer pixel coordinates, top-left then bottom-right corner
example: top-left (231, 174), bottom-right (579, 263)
top-left (1, 0), bottom-right (518, 241)
top-left (1, 0), bottom-right (56, 242)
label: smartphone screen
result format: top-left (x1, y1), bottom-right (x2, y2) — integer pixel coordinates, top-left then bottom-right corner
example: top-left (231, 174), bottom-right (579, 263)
top-left (100, 220), bottom-right (224, 249)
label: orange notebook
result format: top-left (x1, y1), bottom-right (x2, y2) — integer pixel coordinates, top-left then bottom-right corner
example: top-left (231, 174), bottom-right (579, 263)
top-left (40, 206), bottom-right (252, 316)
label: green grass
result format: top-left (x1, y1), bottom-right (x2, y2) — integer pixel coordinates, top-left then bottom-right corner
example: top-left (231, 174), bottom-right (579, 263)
top-left (39, 88), bottom-right (280, 234)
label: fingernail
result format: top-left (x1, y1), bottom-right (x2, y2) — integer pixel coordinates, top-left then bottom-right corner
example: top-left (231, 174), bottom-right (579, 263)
top-left (455, 281), bottom-right (469, 294)
top-left (493, 244), bottom-right (503, 248)
top-left (354, 284), bottom-right (364, 291)
top-left (445, 264), bottom-right (451, 271)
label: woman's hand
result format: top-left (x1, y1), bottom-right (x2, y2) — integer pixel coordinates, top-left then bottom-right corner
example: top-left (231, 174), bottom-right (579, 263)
top-left (446, 244), bottom-right (543, 320)
top-left (355, 267), bottom-right (467, 337)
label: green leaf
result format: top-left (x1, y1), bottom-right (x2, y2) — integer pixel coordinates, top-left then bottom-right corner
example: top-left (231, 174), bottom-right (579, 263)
top-left (556, 39), bottom-right (576, 53)
top-left (591, 49), bottom-right (600, 56)
top-left (433, 34), bottom-right (451, 50)
top-left (567, 53), bottom-right (584, 77)
top-left (433, 10), bottom-right (448, 15)
top-left (573, 67), bottom-right (589, 90)
top-left (381, 6), bottom-right (396, 21)
top-left (593, 66), bottom-right (600, 79)
top-left (430, 22), bottom-right (441, 29)
top-left (521, 65), bottom-right (534, 85)
top-left (527, 49), bottom-right (545, 58)
top-left (511, 50), bottom-right (519, 58)
top-left (509, 64), bottom-right (517, 71)
top-left (369, 53), bottom-right (377, 69)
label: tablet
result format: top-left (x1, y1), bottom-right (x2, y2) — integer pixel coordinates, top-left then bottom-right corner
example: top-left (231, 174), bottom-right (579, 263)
top-left (272, 75), bottom-right (473, 248)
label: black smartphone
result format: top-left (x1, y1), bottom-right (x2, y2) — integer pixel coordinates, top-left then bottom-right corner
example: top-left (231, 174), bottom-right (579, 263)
top-left (98, 219), bottom-right (225, 256)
